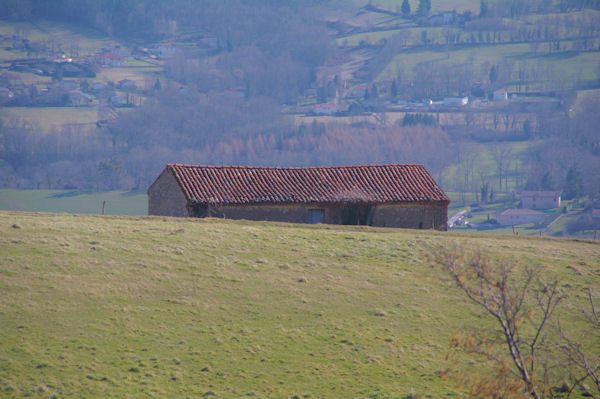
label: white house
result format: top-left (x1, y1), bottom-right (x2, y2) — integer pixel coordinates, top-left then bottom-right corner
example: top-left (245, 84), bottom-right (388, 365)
top-left (67, 90), bottom-right (93, 106)
top-left (495, 209), bottom-right (546, 226)
top-left (521, 191), bottom-right (561, 209)
top-left (493, 88), bottom-right (508, 101)
top-left (314, 103), bottom-right (338, 115)
top-left (443, 96), bottom-right (469, 107)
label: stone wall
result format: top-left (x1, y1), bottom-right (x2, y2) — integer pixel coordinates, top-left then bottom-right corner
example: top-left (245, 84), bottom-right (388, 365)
top-left (198, 202), bottom-right (448, 230)
top-left (371, 204), bottom-right (448, 230)
top-left (204, 204), bottom-right (314, 224)
top-left (147, 169), bottom-right (189, 217)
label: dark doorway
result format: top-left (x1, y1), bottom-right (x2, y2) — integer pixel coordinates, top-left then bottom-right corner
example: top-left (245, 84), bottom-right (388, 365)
top-left (341, 204), bottom-right (373, 225)
top-left (191, 204), bottom-right (209, 218)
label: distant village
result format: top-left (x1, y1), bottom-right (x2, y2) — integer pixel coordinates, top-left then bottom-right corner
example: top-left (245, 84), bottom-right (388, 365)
top-left (0, 28), bottom-right (558, 121)
top-left (0, 31), bottom-right (171, 110)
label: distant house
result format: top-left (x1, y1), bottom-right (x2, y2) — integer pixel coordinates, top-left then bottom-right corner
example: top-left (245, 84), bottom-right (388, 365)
top-left (314, 103), bottom-right (338, 115)
top-left (118, 79), bottom-right (137, 91)
top-left (148, 164), bottom-right (450, 230)
top-left (59, 80), bottom-right (78, 91)
top-left (99, 46), bottom-right (131, 57)
top-left (224, 88), bottom-right (247, 98)
top-left (158, 45), bottom-right (177, 57)
top-left (91, 82), bottom-right (107, 92)
top-left (443, 96), bottom-right (469, 107)
top-left (198, 36), bottom-right (219, 49)
top-left (493, 88), bottom-right (508, 102)
top-left (0, 87), bottom-right (14, 103)
top-left (94, 52), bottom-right (125, 67)
top-left (67, 90), bottom-right (93, 106)
top-left (351, 85), bottom-right (368, 99)
top-left (521, 191), bottom-right (561, 210)
top-left (109, 95), bottom-right (126, 106)
top-left (147, 44), bottom-right (178, 58)
top-left (427, 11), bottom-right (459, 26)
top-left (4, 73), bottom-right (24, 89)
top-left (496, 209), bottom-right (546, 226)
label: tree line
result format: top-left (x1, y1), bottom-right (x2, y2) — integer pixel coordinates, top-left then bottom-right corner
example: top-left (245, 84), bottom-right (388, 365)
top-left (0, 86), bottom-right (453, 191)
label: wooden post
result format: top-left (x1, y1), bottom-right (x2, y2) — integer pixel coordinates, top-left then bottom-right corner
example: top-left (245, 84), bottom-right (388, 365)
top-left (512, 225), bottom-right (515, 235)
top-left (101, 200), bottom-right (106, 215)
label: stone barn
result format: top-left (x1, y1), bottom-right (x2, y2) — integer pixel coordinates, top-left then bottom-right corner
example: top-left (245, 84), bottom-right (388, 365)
top-left (147, 164), bottom-right (450, 230)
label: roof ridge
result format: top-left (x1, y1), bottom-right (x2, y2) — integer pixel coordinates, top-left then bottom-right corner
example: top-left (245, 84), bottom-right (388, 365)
top-left (168, 164), bottom-right (426, 170)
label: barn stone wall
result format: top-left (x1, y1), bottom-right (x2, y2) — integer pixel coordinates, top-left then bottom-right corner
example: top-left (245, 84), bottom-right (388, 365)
top-left (371, 204), bottom-right (448, 230)
top-left (147, 170), bottom-right (189, 217)
top-left (197, 202), bottom-right (447, 230)
top-left (204, 204), bottom-right (314, 224)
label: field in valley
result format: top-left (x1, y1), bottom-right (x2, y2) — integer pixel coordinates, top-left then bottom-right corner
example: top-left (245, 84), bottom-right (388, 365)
top-left (0, 190), bottom-right (147, 215)
top-left (0, 212), bottom-right (598, 398)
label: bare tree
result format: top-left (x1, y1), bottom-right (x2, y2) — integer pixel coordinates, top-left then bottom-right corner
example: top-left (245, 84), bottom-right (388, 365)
top-left (431, 244), bottom-right (564, 399)
top-left (557, 288), bottom-right (600, 398)
top-left (490, 143), bottom-right (512, 192)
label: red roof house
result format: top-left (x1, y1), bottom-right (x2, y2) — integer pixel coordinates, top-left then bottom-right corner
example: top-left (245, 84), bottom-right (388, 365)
top-left (148, 164), bottom-right (449, 229)
top-left (94, 53), bottom-right (125, 67)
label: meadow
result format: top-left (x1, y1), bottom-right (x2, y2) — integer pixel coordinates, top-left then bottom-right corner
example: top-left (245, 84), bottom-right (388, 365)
top-left (0, 19), bottom-right (119, 57)
top-left (0, 190), bottom-right (147, 215)
top-left (0, 212), bottom-right (598, 398)
top-left (379, 41), bottom-right (600, 85)
top-left (366, 0), bottom-right (480, 14)
top-left (1, 108), bottom-right (99, 131)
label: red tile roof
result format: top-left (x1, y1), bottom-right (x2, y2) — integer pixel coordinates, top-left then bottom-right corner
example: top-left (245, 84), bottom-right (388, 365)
top-left (164, 164), bottom-right (449, 206)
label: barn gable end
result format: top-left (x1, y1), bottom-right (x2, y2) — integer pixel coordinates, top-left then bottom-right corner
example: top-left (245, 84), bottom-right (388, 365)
top-left (147, 167), bottom-right (189, 217)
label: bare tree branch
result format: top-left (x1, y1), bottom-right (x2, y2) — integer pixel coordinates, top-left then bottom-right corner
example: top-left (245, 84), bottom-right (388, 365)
top-left (430, 244), bottom-right (565, 399)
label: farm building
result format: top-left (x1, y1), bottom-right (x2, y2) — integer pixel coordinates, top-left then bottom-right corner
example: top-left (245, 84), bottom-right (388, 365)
top-left (148, 164), bottom-right (449, 230)
top-left (493, 88), bottom-right (508, 101)
top-left (443, 96), bottom-right (469, 107)
top-left (495, 209), bottom-right (546, 226)
top-left (521, 191), bottom-right (561, 209)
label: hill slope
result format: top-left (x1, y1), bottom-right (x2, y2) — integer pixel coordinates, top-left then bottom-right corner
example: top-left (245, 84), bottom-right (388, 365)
top-left (0, 212), bottom-right (599, 398)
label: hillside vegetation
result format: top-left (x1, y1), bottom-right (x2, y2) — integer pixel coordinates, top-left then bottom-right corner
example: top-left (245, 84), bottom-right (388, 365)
top-left (1, 212), bottom-right (598, 398)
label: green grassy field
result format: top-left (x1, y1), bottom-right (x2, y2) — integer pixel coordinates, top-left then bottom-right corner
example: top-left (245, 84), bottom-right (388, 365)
top-left (380, 42), bottom-right (600, 84)
top-left (369, 0), bottom-right (480, 14)
top-left (0, 20), bottom-right (119, 57)
top-left (0, 108), bottom-right (99, 131)
top-left (0, 212), bottom-right (598, 397)
top-left (0, 190), bottom-right (147, 215)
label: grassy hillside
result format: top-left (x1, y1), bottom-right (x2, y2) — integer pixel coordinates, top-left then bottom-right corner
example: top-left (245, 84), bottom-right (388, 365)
top-left (1, 212), bottom-right (598, 398)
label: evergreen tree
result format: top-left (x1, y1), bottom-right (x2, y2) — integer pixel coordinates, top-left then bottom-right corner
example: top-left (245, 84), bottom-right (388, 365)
top-left (563, 165), bottom-right (582, 200)
top-left (479, 0), bottom-right (488, 17)
top-left (401, 0), bottom-right (411, 15)
top-left (489, 65), bottom-right (498, 84)
top-left (540, 171), bottom-right (555, 190)
top-left (417, 0), bottom-right (431, 16)
top-left (371, 84), bottom-right (379, 98)
top-left (480, 182), bottom-right (489, 203)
